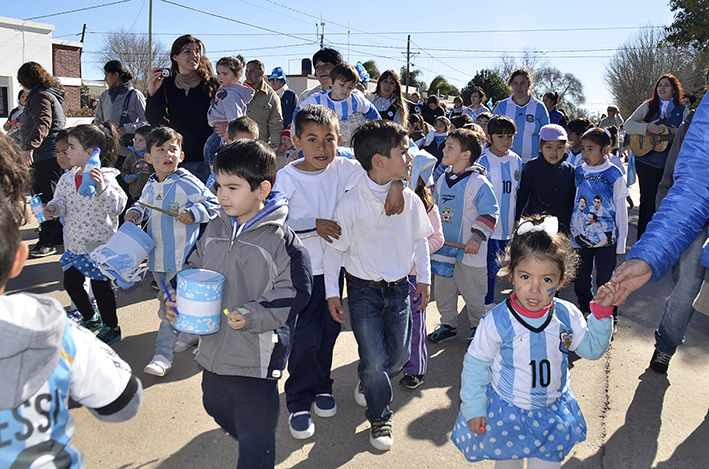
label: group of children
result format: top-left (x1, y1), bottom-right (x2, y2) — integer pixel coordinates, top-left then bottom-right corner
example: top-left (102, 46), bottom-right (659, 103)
top-left (3, 69), bottom-right (631, 466)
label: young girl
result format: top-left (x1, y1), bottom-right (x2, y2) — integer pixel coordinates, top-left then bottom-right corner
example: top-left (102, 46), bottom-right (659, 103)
top-left (452, 215), bottom-right (617, 468)
top-left (571, 128), bottom-right (629, 318)
top-left (463, 86), bottom-right (490, 122)
top-left (423, 116), bottom-right (450, 179)
top-left (203, 55), bottom-right (255, 168)
top-left (400, 152), bottom-right (444, 389)
top-left (447, 96), bottom-right (465, 119)
top-left (44, 123), bottom-right (127, 344)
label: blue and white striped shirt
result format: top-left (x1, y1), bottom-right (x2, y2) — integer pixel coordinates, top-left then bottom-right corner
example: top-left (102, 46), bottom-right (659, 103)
top-left (478, 148), bottom-right (523, 240)
top-left (294, 89), bottom-right (381, 122)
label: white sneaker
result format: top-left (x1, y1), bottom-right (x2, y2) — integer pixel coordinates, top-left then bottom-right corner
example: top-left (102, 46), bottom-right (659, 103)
top-left (369, 419), bottom-right (393, 451)
top-left (174, 332), bottom-right (199, 353)
top-left (354, 381), bottom-right (367, 407)
top-left (144, 354), bottom-right (172, 377)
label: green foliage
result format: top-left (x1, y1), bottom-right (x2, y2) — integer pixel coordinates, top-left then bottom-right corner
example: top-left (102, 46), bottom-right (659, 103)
top-left (360, 60), bottom-right (380, 80)
top-left (399, 66), bottom-right (426, 94)
top-left (80, 84), bottom-right (90, 108)
top-left (428, 75), bottom-right (459, 96)
top-left (665, 0), bottom-right (709, 61)
top-left (461, 69), bottom-right (511, 107)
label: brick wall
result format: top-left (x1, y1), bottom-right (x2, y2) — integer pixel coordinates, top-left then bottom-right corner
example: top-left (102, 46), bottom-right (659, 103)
top-left (62, 85), bottom-right (80, 113)
top-left (52, 44), bottom-right (81, 78)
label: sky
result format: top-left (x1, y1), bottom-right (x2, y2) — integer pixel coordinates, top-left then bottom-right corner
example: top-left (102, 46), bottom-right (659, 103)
top-left (5, 0), bottom-right (678, 116)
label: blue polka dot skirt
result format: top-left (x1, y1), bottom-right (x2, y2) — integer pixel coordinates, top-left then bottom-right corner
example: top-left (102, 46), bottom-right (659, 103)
top-left (451, 384), bottom-right (587, 462)
top-left (60, 251), bottom-right (110, 282)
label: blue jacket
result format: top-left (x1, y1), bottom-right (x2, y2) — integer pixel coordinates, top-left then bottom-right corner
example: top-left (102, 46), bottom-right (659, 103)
top-left (627, 93), bottom-right (709, 281)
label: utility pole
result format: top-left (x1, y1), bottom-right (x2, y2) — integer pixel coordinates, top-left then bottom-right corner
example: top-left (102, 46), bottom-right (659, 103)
top-left (402, 35), bottom-right (419, 97)
top-left (148, 0), bottom-right (153, 71)
top-left (320, 18), bottom-right (324, 49)
top-left (80, 24), bottom-right (86, 43)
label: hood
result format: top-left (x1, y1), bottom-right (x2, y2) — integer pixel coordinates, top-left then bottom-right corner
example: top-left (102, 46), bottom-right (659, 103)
top-left (28, 85), bottom-right (65, 104)
top-left (218, 190), bottom-right (289, 240)
top-left (0, 293), bottom-right (67, 409)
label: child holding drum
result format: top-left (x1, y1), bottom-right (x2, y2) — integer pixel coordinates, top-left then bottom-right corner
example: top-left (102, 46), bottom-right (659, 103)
top-left (125, 127), bottom-right (218, 376)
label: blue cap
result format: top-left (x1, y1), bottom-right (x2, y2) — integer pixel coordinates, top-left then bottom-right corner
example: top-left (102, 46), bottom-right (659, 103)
top-left (539, 124), bottom-right (567, 141)
top-left (268, 66), bottom-right (288, 82)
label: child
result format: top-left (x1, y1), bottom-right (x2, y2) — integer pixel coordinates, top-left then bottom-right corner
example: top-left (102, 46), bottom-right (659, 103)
top-left (0, 193), bottom-right (143, 468)
top-left (204, 55), bottom-right (255, 168)
top-left (268, 66), bottom-right (298, 130)
top-left (125, 127), bottom-right (219, 376)
top-left (451, 114), bottom-right (475, 131)
top-left (400, 151), bottom-right (444, 389)
top-left (55, 129), bottom-right (72, 171)
top-left (276, 104), bottom-right (404, 439)
top-left (452, 215), bottom-right (616, 468)
top-left (475, 112), bottom-right (493, 143)
top-left (423, 115), bottom-right (450, 168)
top-left (228, 115), bottom-right (259, 143)
top-left (428, 128), bottom-right (498, 343)
top-left (121, 124), bottom-right (154, 203)
top-left (294, 63), bottom-right (381, 146)
top-left (478, 115), bottom-right (523, 310)
top-left (324, 120), bottom-right (433, 451)
top-left (516, 124), bottom-right (576, 234)
top-left (447, 96), bottom-right (465, 118)
top-left (565, 118), bottom-right (593, 167)
top-left (166, 139), bottom-right (312, 468)
top-left (572, 128), bottom-right (629, 317)
top-left (408, 113), bottom-right (426, 146)
top-left (44, 123), bottom-right (127, 345)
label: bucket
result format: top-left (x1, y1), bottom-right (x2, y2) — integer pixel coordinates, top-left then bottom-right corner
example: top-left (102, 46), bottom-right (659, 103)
top-left (174, 269), bottom-right (224, 335)
top-left (90, 222), bottom-right (156, 289)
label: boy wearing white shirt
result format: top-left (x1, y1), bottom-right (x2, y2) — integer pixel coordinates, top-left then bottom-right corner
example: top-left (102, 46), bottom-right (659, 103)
top-left (324, 120), bottom-right (433, 451)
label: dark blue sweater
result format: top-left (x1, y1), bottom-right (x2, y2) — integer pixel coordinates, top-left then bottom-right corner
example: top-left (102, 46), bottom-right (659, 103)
top-left (515, 156), bottom-right (576, 234)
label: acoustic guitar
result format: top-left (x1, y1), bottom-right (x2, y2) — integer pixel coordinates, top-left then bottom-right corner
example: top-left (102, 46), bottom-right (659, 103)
top-left (629, 123), bottom-right (674, 156)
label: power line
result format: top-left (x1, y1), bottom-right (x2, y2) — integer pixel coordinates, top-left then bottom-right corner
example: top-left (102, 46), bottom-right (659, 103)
top-left (409, 39), bottom-right (470, 81)
top-left (232, 0), bottom-right (312, 26)
top-left (25, 0), bottom-right (133, 20)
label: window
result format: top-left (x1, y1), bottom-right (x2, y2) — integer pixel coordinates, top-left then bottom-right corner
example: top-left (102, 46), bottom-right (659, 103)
top-left (0, 86), bottom-right (7, 118)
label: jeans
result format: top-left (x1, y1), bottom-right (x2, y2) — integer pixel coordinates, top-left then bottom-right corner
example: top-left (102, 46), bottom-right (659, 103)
top-left (179, 160), bottom-right (210, 185)
top-left (285, 274), bottom-right (342, 413)
top-left (202, 370), bottom-right (279, 469)
top-left (203, 131), bottom-right (223, 167)
top-left (153, 271), bottom-right (179, 360)
top-left (346, 274), bottom-right (411, 423)
top-left (655, 225), bottom-right (708, 355)
top-left (486, 239), bottom-right (509, 304)
top-left (574, 245), bottom-right (617, 314)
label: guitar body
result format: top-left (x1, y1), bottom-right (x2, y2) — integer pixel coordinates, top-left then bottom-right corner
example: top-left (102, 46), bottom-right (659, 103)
top-left (629, 124), bottom-right (670, 156)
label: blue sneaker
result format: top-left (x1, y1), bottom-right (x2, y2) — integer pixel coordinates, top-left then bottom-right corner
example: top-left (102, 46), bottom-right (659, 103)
top-left (80, 313), bottom-right (103, 332)
top-left (97, 324), bottom-right (122, 345)
top-left (314, 393), bottom-right (337, 418)
top-left (289, 411), bottom-right (315, 439)
top-left (65, 308), bottom-right (82, 323)
top-left (428, 324), bottom-right (458, 343)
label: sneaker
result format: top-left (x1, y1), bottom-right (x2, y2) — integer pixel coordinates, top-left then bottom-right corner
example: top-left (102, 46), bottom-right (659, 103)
top-left (65, 308), bottom-right (82, 323)
top-left (354, 381), bottom-right (367, 407)
top-left (428, 324), bottom-right (458, 343)
top-left (29, 244), bottom-right (56, 258)
top-left (150, 280), bottom-right (159, 291)
top-left (314, 393), bottom-right (337, 417)
top-left (399, 374), bottom-right (424, 389)
top-left (649, 349), bottom-right (672, 374)
top-left (144, 354), bottom-right (172, 377)
top-left (469, 327), bottom-right (477, 340)
top-left (288, 411), bottom-right (315, 439)
top-left (369, 419), bottom-right (393, 451)
top-left (79, 313), bottom-right (103, 332)
top-left (90, 297), bottom-right (100, 315)
top-left (97, 324), bottom-right (123, 345)
top-left (174, 332), bottom-right (199, 353)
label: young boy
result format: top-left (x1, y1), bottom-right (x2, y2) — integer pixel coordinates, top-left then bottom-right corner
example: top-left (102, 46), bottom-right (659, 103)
top-left (324, 120), bottom-right (433, 451)
top-left (515, 124), bottom-right (576, 234)
top-left (228, 115), bottom-right (259, 143)
top-left (565, 118), bottom-right (594, 167)
top-left (0, 194), bottom-right (143, 467)
top-left (125, 127), bottom-right (219, 376)
top-left (167, 139), bottom-right (312, 468)
top-left (478, 115), bottom-right (523, 310)
top-left (121, 125), bottom-right (154, 203)
top-left (294, 63), bottom-right (381, 146)
top-left (428, 128), bottom-right (499, 343)
top-left (275, 104), bottom-right (404, 440)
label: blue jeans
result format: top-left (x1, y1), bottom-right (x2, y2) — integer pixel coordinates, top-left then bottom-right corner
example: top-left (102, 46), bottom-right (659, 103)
top-left (655, 225), bottom-right (708, 355)
top-left (203, 131), bottom-right (223, 166)
top-left (486, 239), bottom-right (509, 304)
top-left (202, 370), bottom-right (278, 469)
top-left (346, 274), bottom-right (411, 423)
top-left (153, 271), bottom-right (179, 360)
top-left (179, 161), bottom-right (210, 184)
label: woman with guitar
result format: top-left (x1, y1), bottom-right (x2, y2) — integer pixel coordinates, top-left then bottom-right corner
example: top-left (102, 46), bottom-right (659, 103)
top-left (624, 74), bottom-right (689, 239)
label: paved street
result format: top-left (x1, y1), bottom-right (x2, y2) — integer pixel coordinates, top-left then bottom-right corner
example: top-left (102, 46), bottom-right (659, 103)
top-left (7, 183), bottom-right (709, 468)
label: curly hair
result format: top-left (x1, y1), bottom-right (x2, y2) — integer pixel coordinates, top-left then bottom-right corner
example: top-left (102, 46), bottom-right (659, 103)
top-left (17, 62), bottom-right (63, 90)
top-left (0, 134), bottom-right (29, 225)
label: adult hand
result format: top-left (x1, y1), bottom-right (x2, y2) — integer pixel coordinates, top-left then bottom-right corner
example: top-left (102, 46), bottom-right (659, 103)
top-left (647, 119), bottom-right (664, 135)
top-left (610, 259), bottom-right (653, 306)
top-left (148, 67), bottom-right (166, 97)
top-left (21, 151), bottom-right (34, 170)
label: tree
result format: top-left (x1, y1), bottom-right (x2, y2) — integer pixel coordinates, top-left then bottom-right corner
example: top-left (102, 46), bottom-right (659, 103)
top-left (604, 26), bottom-right (707, 120)
top-left (533, 67), bottom-right (587, 119)
top-left (97, 28), bottom-right (170, 94)
top-left (428, 75), bottom-right (459, 96)
top-left (360, 60), bottom-right (380, 80)
top-left (665, 0), bottom-right (709, 61)
top-left (495, 47), bottom-right (550, 82)
top-left (399, 66), bottom-right (426, 95)
top-left (461, 69), bottom-right (511, 108)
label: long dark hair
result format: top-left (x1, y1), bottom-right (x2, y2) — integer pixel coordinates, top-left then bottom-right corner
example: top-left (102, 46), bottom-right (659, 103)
top-left (643, 74), bottom-right (683, 121)
top-left (169, 35), bottom-right (217, 98)
top-left (375, 70), bottom-right (408, 125)
top-left (104, 60), bottom-right (133, 83)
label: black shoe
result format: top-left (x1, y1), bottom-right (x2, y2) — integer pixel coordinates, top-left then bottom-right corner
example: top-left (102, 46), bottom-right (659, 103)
top-left (399, 373), bottom-right (425, 389)
top-left (150, 280), bottom-right (159, 291)
top-left (649, 349), bottom-right (671, 374)
top-left (30, 244), bottom-right (56, 258)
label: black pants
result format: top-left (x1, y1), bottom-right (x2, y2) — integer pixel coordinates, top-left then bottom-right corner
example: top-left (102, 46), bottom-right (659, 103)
top-left (64, 267), bottom-right (117, 327)
top-left (636, 160), bottom-right (664, 240)
top-left (31, 158), bottom-right (63, 246)
top-left (575, 245), bottom-right (618, 316)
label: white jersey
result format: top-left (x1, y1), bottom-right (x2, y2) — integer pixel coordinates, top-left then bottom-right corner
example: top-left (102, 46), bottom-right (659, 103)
top-left (477, 148), bottom-right (523, 240)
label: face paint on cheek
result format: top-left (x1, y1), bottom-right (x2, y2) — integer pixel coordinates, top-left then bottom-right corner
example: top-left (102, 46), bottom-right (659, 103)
top-left (547, 286), bottom-right (557, 297)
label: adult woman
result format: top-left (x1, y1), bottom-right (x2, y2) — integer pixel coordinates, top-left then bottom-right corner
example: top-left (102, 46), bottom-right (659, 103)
top-left (17, 61), bottom-right (66, 257)
top-left (421, 95), bottom-right (444, 126)
top-left (146, 34), bottom-right (217, 183)
top-left (542, 91), bottom-right (568, 128)
top-left (493, 69), bottom-right (549, 164)
top-left (367, 69), bottom-right (408, 125)
top-left (94, 60), bottom-right (147, 168)
top-left (463, 86), bottom-right (489, 122)
top-left (624, 74), bottom-right (689, 239)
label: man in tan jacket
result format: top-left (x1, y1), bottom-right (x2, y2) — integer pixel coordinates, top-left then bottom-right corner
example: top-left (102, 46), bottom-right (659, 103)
top-left (245, 59), bottom-right (283, 145)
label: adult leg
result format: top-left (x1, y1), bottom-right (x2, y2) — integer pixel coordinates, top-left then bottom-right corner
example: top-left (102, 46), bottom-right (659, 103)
top-left (64, 267), bottom-right (94, 320)
top-left (635, 161), bottom-right (663, 239)
top-left (32, 158), bottom-right (63, 246)
top-left (574, 248), bottom-right (595, 314)
top-left (91, 279), bottom-right (118, 328)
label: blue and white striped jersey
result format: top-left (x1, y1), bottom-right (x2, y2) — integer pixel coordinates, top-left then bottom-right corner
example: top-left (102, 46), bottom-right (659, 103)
top-left (493, 96), bottom-right (550, 164)
top-left (294, 89), bottom-right (380, 122)
top-left (478, 148), bottom-right (523, 240)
